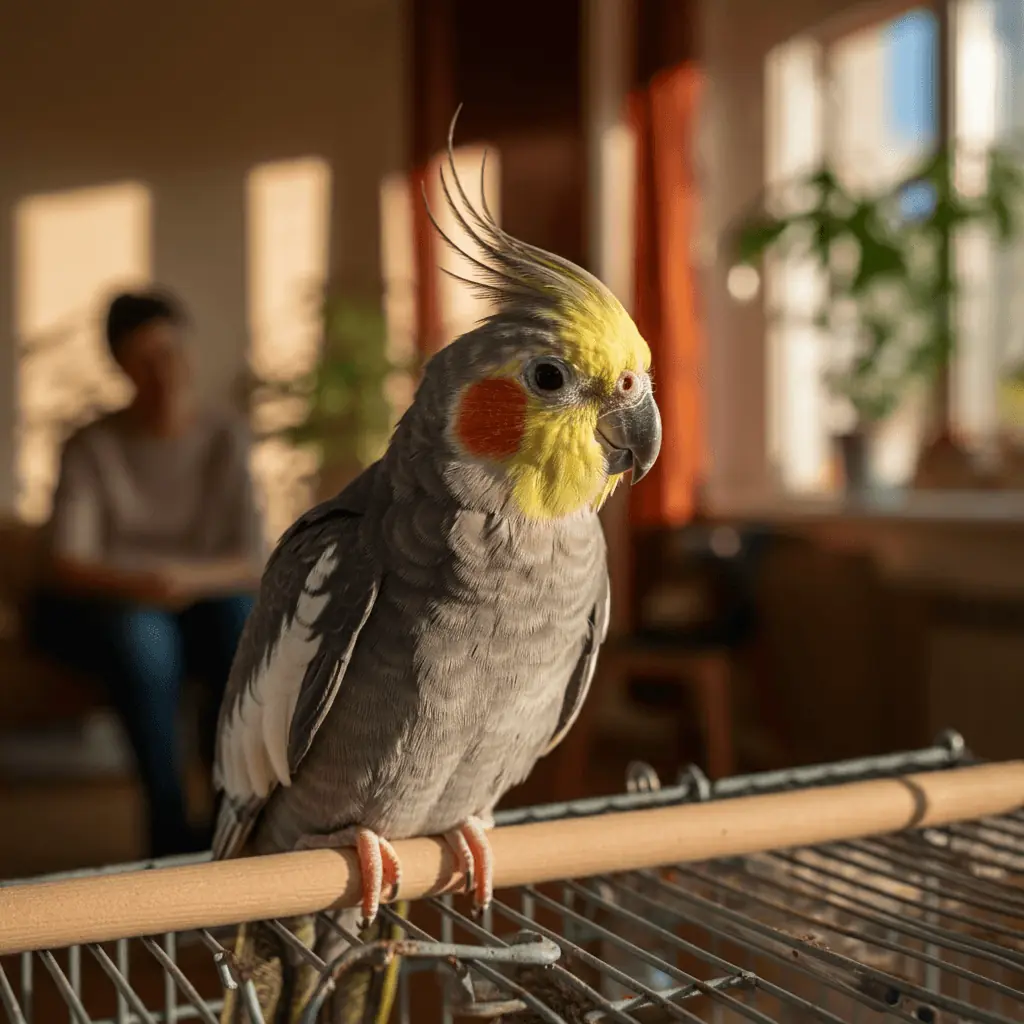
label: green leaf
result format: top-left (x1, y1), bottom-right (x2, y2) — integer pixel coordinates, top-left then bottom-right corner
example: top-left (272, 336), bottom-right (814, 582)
top-left (988, 192), bottom-right (1016, 241)
top-left (809, 167), bottom-right (840, 197)
top-left (851, 238), bottom-right (907, 294)
top-left (251, 286), bottom-right (406, 467)
top-left (735, 218), bottom-right (789, 263)
top-left (811, 216), bottom-right (844, 265)
top-left (725, 141), bottom-right (1024, 424)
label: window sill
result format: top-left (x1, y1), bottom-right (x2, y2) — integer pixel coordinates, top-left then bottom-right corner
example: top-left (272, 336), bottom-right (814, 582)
top-left (708, 487), bottom-right (1024, 599)
top-left (708, 488), bottom-right (1024, 529)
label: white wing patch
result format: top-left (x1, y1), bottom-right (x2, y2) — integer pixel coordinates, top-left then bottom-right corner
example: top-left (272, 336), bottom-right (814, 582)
top-left (219, 544), bottom-right (340, 802)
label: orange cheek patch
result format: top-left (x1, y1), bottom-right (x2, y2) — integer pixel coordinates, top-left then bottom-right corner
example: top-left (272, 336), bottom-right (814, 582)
top-left (455, 377), bottom-right (527, 459)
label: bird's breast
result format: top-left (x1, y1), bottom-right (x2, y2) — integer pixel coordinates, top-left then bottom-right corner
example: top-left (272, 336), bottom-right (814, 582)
top-left (358, 510), bottom-right (601, 831)
top-left (274, 507), bottom-right (606, 844)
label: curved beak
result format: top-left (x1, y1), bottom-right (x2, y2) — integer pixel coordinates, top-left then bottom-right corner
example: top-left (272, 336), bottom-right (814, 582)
top-left (597, 389), bottom-right (662, 485)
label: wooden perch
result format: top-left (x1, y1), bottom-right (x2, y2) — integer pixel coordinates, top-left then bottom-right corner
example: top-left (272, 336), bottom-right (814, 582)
top-left (1, 760), bottom-right (1022, 955)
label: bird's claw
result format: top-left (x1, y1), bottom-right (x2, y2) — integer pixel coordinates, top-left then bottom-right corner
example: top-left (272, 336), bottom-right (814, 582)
top-left (445, 816), bottom-right (494, 914)
top-left (356, 828), bottom-right (402, 928)
top-left (295, 826), bottom-right (401, 930)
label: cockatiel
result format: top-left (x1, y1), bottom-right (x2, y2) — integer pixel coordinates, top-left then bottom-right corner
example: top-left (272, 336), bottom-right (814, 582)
top-left (213, 116), bottom-right (662, 1024)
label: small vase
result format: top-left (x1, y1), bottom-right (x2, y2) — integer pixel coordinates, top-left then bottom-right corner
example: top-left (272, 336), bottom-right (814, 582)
top-left (834, 431), bottom-right (871, 497)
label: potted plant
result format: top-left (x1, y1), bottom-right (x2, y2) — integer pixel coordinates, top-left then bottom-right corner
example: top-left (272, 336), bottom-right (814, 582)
top-left (246, 284), bottom-right (420, 518)
top-left (731, 143), bottom-right (1024, 495)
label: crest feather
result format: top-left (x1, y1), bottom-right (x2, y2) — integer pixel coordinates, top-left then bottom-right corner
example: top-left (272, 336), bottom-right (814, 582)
top-left (422, 106), bottom-right (622, 329)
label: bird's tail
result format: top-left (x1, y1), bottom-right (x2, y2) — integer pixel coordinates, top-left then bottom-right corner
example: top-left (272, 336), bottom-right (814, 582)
top-left (321, 903), bottom-right (407, 1024)
top-left (218, 916), bottom-right (317, 1024)
top-left (217, 907), bottom-right (407, 1024)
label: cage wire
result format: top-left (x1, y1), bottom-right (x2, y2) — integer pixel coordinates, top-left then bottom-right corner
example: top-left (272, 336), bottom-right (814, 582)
top-left (2, 729), bottom-right (1023, 1023)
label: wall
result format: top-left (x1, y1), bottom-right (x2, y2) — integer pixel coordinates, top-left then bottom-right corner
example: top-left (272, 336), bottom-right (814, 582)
top-left (450, 0), bottom-right (586, 271)
top-left (0, 0), bottom-right (408, 512)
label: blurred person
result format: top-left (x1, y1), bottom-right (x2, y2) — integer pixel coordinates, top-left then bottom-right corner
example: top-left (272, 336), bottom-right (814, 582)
top-left (31, 289), bottom-right (265, 858)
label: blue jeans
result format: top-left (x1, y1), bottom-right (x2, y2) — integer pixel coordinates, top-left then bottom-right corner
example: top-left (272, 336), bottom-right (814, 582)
top-left (31, 591), bottom-right (255, 858)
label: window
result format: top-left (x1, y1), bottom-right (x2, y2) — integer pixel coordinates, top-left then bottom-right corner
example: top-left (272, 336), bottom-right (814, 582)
top-left (766, 4), bottom-right (941, 494)
top-left (952, 0), bottom-right (1024, 441)
top-left (765, 36), bottom-right (828, 493)
top-left (14, 182), bottom-right (151, 521)
top-left (764, 1), bottom-right (1024, 497)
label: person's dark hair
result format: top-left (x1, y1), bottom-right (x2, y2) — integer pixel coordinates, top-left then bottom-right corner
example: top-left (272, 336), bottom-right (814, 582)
top-left (105, 290), bottom-right (187, 360)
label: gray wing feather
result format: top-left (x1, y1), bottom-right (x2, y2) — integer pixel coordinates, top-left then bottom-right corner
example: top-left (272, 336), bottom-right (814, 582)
top-left (543, 564), bottom-right (611, 756)
top-left (212, 464), bottom-right (382, 859)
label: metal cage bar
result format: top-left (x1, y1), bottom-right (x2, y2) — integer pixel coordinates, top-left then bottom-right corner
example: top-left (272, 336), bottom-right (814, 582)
top-left (1, 732), bottom-right (1023, 1023)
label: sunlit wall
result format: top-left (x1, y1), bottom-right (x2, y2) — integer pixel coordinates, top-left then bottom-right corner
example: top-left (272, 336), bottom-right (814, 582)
top-left (245, 157), bottom-right (332, 541)
top-left (14, 183), bottom-right (150, 521)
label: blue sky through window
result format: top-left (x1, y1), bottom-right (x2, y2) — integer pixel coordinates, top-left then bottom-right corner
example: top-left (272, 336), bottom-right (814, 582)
top-left (883, 8), bottom-right (938, 221)
top-left (884, 8), bottom-right (938, 145)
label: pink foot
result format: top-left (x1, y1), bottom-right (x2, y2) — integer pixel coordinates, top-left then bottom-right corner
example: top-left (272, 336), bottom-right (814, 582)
top-left (296, 826), bottom-right (401, 928)
top-left (445, 816), bottom-right (494, 913)
top-left (355, 828), bottom-right (402, 928)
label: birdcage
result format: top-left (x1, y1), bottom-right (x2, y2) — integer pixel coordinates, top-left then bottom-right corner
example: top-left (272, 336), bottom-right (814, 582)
top-left (2, 729), bottom-right (1024, 1023)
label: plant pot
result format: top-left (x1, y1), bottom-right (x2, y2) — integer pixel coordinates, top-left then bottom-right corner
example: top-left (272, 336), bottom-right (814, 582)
top-left (833, 431), bottom-right (871, 496)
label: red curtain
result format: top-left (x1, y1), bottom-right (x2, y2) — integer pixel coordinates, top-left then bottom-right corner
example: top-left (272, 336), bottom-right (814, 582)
top-left (629, 63), bottom-right (705, 527)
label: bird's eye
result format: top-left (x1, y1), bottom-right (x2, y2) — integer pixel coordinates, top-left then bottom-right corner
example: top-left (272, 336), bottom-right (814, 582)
top-left (532, 361), bottom-right (565, 392)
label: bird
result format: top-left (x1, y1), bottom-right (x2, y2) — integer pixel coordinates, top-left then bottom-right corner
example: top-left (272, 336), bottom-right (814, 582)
top-left (212, 109), bottom-right (662, 1024)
